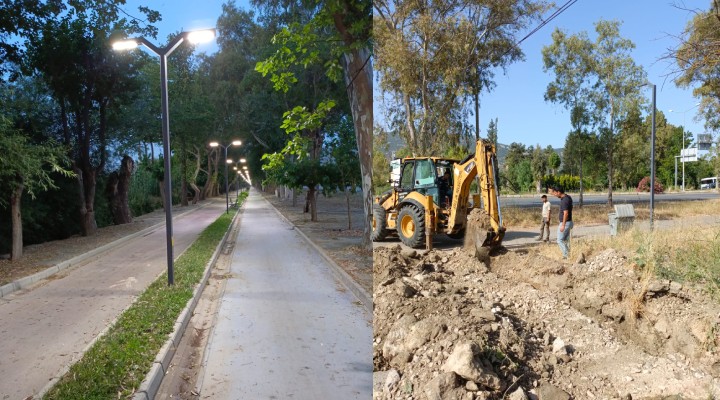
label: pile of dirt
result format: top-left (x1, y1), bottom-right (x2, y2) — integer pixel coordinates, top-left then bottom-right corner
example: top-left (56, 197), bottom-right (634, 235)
top-left (373, 245), bottom-right (720, 399)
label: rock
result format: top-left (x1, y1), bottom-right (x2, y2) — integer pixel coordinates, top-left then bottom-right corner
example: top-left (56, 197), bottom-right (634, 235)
top-left (382, 315), bottom-right (417, 366)
top-left (669, 281), bottom-right (683, 295)
top-left (470, 308), bottom-right (498, 322)
top-left (442, 341), bottom-right (503, 390)
top-left (646, 279), bottom-right (670, 294)
top-left (384, 369), bottom-right (401, 394)
top-left (575, 253), bottom-right (586, 264)
top-left (398, 281), bottom-right (417, 298)
top-left (508, 387), bottom-right (528, 400)
top-left (422, 372), bottom-right (460, 400)
top-left (401, 249), bottom-right (418, 258)
top-left (552, 338), bottom-right (567, 355)
top-left (653, 317), bottom-right (671, 339)
top-left (405, 316), bottom-right (447, 352)
top-left (465, 380), bottom-right (479, 391)
top-left (535, 383), bottom-right (571, 400)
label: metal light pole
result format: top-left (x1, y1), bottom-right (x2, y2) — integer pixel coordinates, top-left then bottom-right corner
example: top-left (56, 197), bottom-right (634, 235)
top-left (669, 102), bottom-right (700, 191)
top-left (113, 29), bottom-right (215, 285)
top-left (209, 140), bottom-right (241, 213)
top-left (650, 84), bottom-right (656, 230)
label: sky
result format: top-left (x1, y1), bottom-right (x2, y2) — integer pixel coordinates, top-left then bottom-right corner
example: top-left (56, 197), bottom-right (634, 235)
top-left (124, 0), bottom-right (711, 150)
top-left (375, 0), bottom-right (711, 149)
top-left (121, 0), bottom-right (253, 54)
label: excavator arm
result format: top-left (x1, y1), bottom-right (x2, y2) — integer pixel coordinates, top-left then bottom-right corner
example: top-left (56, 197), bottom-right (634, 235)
top-left (447, 139), bottom-right (505, 246)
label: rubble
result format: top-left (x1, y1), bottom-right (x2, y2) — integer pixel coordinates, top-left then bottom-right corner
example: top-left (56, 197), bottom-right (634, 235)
top-left (373, 244), bottom-right (720, 399)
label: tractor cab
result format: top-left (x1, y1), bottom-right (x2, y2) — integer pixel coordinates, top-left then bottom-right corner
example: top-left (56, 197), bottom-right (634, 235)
top-left (396, 157), bottom-right (458, 208)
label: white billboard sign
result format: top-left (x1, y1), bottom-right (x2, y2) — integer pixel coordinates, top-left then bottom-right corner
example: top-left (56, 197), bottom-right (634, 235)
top-left (681, 147), bottom-right (698, 162)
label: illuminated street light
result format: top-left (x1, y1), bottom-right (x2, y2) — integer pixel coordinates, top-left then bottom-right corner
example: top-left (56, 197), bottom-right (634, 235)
top-left (209, 140), bottom-right (242, 213)
top-left (112, 28), bottom-right (216, 286)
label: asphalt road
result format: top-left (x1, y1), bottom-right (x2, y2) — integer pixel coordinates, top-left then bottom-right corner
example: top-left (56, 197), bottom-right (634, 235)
top-left (197, 189), bottom-right (372, 399)
top-left (501, 190), bottom-right (719, 208)
top-left (0, 199), bottom-right (226, 399)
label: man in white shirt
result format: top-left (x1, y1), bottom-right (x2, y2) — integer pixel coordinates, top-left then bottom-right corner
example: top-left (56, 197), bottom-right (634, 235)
top-left (537, 194), bottom-right (551, 242)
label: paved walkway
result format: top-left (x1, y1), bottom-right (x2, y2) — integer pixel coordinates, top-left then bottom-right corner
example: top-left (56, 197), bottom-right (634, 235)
top-left (0, 199), bottom-right (225, 399)
top-left (198, 189), bottom-right (372, 399)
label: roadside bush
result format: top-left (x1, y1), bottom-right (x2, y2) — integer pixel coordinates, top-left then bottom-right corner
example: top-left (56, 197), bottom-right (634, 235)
top-left (129, 167), bottom-right (162, 216)
top-left (636, 176), bottom-right (664, 193)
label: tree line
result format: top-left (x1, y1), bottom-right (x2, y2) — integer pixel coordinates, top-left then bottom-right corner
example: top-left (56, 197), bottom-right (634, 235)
top-left (0, 0), bottom-right (371, 260)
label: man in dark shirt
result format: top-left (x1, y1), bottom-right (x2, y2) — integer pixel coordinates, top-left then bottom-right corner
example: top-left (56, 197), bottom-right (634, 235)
top-left (550, 185), bottom-right (573, 259)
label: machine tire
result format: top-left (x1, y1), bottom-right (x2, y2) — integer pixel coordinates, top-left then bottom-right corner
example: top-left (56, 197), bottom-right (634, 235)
top-left (397, 204), bottom-right (426, 248)
top-left (371, 205), bottom-right (390, 241)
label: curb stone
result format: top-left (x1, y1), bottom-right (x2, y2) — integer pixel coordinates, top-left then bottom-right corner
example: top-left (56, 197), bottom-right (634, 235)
top-left (0, 204), bottom-right (205, 299)
top-left (33, 201), bottom-right (214, 399)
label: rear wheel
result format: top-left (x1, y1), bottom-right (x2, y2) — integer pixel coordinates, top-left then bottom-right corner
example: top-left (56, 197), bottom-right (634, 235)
top-left (397, 204), bottom-right (425, 248)
top-left (371, 205), bottom-right (390, 241)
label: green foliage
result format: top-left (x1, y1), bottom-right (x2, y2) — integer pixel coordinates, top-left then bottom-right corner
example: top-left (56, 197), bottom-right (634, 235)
top-left (375, 0), bottom-right (548, 155)
top-left (543, 20), bottom-right (647, 200)
top-left (281, 100), bottom-right (336, 137)
top-left (0, 117), bottom-right (74, 203)
top-left (129, 166), bottom-right (162, 216)
top-left (373, 128), bottom-right (392, 192)
top-left (43, 207), bottom-right (241, 399)
top-left (675, 2), bottom-right (720, 133)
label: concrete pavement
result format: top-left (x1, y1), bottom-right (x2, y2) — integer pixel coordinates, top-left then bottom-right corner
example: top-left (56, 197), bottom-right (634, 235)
top-left (0, 198), bottom-right (226, 399)
top-left (197, 189), bottom-right (372, 399)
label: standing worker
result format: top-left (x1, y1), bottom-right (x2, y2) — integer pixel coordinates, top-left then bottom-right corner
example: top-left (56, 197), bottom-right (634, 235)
top-left (550, 185), bottom-right (573, 259)
top-left (536, 194), bottom-right (551, 242)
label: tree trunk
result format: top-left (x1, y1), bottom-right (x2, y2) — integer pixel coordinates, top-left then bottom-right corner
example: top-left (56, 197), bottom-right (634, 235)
top-left (305, 186), bottom-right (318, 222)
top-left (75, 166), bottom-right (98, 236)
top-left (180, 149), bottom-right (189, 207)
top-left (107, 155), bottom-right (134, 225)
top-left (10, 184), bottom-right (24, 261)
top-left (341, 47), bottom-right (373, 249)
top-left (578, 157), bottom-right (584, 207)
top-left (345, 186), bottom-right (352, 230)
top-left (159, 180), bottom-right (167, 209)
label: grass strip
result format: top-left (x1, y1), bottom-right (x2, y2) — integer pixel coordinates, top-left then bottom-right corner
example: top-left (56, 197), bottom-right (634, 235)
top-left (44, 192), bottom-right (248, 399)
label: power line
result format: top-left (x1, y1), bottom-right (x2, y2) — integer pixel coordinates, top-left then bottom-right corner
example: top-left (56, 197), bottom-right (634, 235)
top-left (515, 0), bottom-right (579, 49)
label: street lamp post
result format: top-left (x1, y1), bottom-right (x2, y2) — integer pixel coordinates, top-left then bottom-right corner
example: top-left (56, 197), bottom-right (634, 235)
top-left (209, 140), bottom-right (241, 213)
top-left (113, 29), bottom-right (215, 286)
top-left (650, 84), bottom-right (656, 230)
top-left (669, 103), bottom-right (700, 191)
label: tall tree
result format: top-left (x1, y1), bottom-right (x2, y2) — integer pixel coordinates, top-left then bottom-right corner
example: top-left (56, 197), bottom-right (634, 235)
top-left (543, 20), bottom-right (647, 206)
top-left (374, 0), bottom-right (547, 155)
top-left (530, 144), bottom-right (548, 192)
top-left (25, 2), bottom-right (157, 235)
top-left (253, 0), bottom-right (373, 246)
top-left (0, 117), bottom-right (73, 260)
top-left (674, 0), bottom-right (720, 133)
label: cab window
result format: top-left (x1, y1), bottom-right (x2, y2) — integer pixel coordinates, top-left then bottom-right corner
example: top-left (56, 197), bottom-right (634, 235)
top-left (399, 161), bottom-right (415, 190)
top-left (414, 159), bottom-right (435, 187)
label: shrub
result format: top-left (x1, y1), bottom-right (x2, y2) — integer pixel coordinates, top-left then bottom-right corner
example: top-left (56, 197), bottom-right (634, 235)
top-left (636, 176), bottom-right (664, 193)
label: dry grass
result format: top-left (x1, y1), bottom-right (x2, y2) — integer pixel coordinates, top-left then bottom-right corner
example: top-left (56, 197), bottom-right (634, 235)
top-left (531, 216), bottom-right (720, 302)
top-left (505, 198), bottom-right (720, 228)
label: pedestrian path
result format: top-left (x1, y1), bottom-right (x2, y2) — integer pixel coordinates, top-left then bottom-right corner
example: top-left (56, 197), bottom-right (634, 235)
top-left (0, 199), bottom-right (225, 399)
top-left (198, 189), bottom-right (372, 399)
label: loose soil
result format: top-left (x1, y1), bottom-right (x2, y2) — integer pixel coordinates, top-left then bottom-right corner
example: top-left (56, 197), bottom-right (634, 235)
top-left (373, 243), bottom-right (720, 399)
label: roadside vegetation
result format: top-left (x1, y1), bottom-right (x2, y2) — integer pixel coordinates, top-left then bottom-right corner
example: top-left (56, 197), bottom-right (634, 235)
top-left (43, 192), bottom-right (247, 399)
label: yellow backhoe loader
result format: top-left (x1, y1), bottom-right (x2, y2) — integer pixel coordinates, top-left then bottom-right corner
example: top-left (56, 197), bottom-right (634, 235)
top-left (372, 139), bottom-right (505, 252)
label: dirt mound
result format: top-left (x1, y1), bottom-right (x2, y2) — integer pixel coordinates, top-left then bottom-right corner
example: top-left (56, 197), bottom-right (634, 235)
top-left (373, 245), bottom-right (720, 399)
